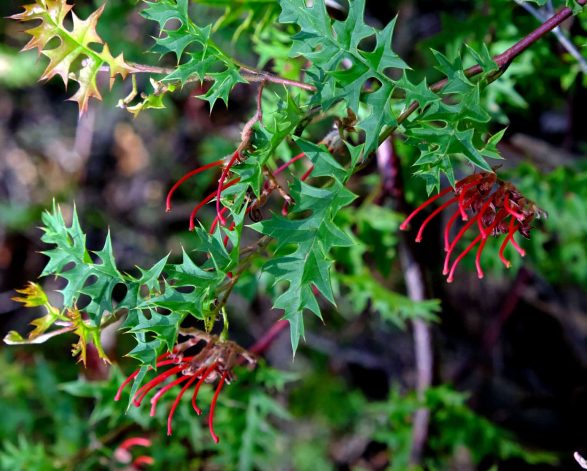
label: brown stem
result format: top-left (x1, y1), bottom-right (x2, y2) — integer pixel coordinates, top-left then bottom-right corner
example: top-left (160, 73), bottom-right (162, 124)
top-left (377, 137), bottom-right (432, 467)
top-left (127, 62), bottom-right (316, 92)
top-left (378, 1), bottom-right (586, 145)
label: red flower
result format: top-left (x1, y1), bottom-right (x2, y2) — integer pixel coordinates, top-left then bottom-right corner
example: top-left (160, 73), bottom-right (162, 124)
top-left (115, 330), bottom-right (256, 443)
top-left (400, 172), bottom-right (546, 282)
top-left (114, 437), bottom-right (153, 469)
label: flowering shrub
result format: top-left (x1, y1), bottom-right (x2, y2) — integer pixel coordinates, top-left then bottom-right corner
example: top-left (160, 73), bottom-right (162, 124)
top-left (3, 0), bottom-right (586, 467)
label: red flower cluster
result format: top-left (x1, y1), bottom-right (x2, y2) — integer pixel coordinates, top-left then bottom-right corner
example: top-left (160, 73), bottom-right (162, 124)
top-left (115, 330), bottom-right (256, 443)
top-left (400, 172), bottom-right (546, 282)
top-left (165, 152), bottom-right (312, 234)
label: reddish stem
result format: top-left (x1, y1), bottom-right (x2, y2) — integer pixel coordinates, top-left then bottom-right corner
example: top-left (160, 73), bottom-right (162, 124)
top-left (282, 165), bottom-right (314, 215)
top-left (400, 187), bottom-right (452, 231)
top-left (250, 319), bottom-right (289, 354)
top-left (209, 371), bottom-right (228, 444)
top-left (301, 165), bottom-right (314, 181)
top-left (274, 153), bottom-right (306, 175)
top-left (216, 151), bottom-right (241, 226)
top-left (166, 160), bottom-right (223, 212)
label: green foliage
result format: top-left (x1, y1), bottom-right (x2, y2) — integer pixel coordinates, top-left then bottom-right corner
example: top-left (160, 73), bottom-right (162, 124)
top-left (143, 0), bottom-right (247, 109)
top-left (5, 0), bottom-right (587, 467)
top-left (279, 0), bottom-right (408, 154)
top-left (401, 48), bottom-right (505, 192)
top-left (252, 141), bottom-right (357, 354)
top-left (371, 386), bottom-right (557, 470)
top-left (506, 162), bottom-right (587, 285)
top-left (10, 0), bottom-right (131, 114)
top-left (31, 204), bottom-right (237, 366)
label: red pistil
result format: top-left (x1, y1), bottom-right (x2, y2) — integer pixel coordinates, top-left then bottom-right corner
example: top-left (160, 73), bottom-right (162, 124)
top-left (216, 151), bottom-right (241, 226)
top-left (118, 437), bottom-right (152, 450)
top-left (443, 197), bottom-right (493, 275)
top-left (444, 208), bottom-right (461, 252)
top-left (208, 371), bottom-right (228, 444)
top-left (498, 217), bottom-right (525, 267)
top-left (166, 160), bottom-right (223, 212)
top-left (475, 237), bottom-right (489, 279)
top-left (191, 363), bottom-right (217, 415)
top-left (189, 178), bottom-right (240, 231)
top-left (115, 369), bottom-right (140, 402)
top-left (508, 224), bottom-right (526, 257)
top-left (415, 197), bottom-right (458, 243)
top-left (447, 234), bottom-right (483, 283)
top-left (167, 374), bottom-right (199, 436)
top-left (149, 375), bottom-right (191, 417)
top-left (133, 363), bottom-right (187, 407)
top-left (456, 178), bottom-right (483, 221)
top-left (504, 194), bottom-right (525, 221)
top-left (399, 186), bottom-right (452, 231)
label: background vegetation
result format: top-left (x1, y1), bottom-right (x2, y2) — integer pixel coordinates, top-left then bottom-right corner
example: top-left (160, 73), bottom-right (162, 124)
top-left (1, 0), bottom-right (587, 470)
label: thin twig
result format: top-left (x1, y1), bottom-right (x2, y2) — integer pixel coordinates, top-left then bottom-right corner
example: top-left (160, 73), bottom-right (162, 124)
top-left (377, 137), bottom-right (433, 466)
top-left (126, 62), bottom-right (316, 92)
top-left (514, 0), bottom-right (587, 73)
top-left (378, 0), bottom-right (587, 145)
top-left (249, 319), bottom-right (289, 355)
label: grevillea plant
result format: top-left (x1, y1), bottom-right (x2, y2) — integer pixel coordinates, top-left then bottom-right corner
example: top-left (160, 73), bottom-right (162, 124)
top-left (5, 0), bottom-right (585, 447)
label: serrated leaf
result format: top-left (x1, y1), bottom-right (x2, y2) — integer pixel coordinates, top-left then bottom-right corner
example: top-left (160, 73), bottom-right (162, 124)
top-left (251, 177), bottom-right (356, 355)
top-left (143, 0), bottom-right (246, 110)
top-left (29, 204), bottom-right (236, 367)
top-left (279, 0), bottom-right (409, 154)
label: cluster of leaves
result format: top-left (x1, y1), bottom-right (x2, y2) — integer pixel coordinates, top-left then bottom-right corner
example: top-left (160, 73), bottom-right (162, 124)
top-left (4, 204), bottom-right (240, 366)
top-left (10, 0), bottom-right (132, 114)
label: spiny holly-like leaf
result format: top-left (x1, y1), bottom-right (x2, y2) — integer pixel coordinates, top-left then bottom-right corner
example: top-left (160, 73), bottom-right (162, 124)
top-left (31, 204), bottom-right (236, 367)
top-left (251, 144), bottom-right (357, 355)
top-left (11, 0), bottom-right (132, 115)
top-left (279, 0), bottom-right (409, 154)
top-left (142, 0), bottom-right (246, 109)
top-left (401, 49), bottom-right (504, 192)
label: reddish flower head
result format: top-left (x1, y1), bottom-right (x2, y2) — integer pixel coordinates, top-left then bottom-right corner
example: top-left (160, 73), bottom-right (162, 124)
top-left (400, 172), bottom-right (546, 282)
top-left (115, 330), bottom-right (257, 443)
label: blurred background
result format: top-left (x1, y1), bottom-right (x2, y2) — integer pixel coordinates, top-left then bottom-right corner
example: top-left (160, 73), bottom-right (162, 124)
top-left (1, 0), bottom-right (587, 469)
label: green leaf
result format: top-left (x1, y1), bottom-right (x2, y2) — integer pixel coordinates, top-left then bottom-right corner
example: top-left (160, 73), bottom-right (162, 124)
top-left (279, 0), bottom-right (409, 154)
top-left (142, 0), bottom-right (246, 109)
top-left (251, 177), bottom-right (356, 355)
